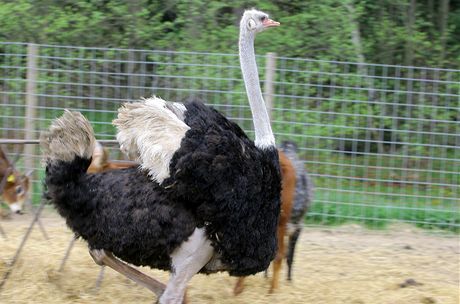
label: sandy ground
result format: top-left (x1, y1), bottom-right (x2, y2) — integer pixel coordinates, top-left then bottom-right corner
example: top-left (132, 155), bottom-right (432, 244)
top-left (0, 210), bottom-right (458, 304)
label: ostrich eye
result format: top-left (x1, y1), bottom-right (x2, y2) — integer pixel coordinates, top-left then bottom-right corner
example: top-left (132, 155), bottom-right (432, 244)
top-left (260, 16), bottom-right (267, 22)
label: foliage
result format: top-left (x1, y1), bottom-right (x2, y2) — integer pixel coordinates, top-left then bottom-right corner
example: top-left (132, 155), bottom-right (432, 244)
top-left (0, 0), bottom-right (458, 67)
top-left (0, 1), bottom-right (458, 232)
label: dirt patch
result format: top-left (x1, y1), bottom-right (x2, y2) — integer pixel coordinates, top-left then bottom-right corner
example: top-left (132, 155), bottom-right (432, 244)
top-left (1, 210), bottom-right (459, 304)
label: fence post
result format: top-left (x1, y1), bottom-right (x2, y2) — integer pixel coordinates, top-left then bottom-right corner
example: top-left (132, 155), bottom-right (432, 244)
top-left (264, 52), bottom-right (277, 121)
top-left (24, 43), bottom-right (38, 186)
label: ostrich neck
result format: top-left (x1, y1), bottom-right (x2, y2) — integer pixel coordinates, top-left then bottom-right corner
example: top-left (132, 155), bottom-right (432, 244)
top-left (239, 31), bottom-right (275, 148)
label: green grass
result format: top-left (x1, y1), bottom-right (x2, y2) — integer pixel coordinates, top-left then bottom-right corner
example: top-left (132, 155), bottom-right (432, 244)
top-left (303, 165), bottom-right (459, 233)
top-left (27, 164), bottom-right (459, 233)
top-left (305, 193), bottom-right (459, 233)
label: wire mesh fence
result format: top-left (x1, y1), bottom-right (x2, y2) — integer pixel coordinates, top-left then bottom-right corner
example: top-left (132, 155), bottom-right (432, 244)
top-left (1, 42), bottom-right (459, 232)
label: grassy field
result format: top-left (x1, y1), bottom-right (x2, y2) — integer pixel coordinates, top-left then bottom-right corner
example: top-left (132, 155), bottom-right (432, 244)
top-left (304, 152), bottom-right (459, 233)
top-left (306, 190), bottom-right (459, 232)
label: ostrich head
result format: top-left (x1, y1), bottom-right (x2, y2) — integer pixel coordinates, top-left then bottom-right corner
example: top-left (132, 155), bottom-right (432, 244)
top-left (240, 9), bottom-right (280, 34)
top-left (280, 141), bottom-right (298, 153)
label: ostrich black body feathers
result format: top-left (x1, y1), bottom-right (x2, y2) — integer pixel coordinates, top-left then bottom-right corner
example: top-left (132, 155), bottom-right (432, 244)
top-left (46, 158), bottom-right (197, 271)
top-left (167, 101), bottom-right (281, 275)
top-left (45, 100), bottom-right (281, 276)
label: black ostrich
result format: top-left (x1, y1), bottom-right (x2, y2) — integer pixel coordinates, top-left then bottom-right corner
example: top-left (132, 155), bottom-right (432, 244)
top-left (41, 9), bottom-right (281, 304)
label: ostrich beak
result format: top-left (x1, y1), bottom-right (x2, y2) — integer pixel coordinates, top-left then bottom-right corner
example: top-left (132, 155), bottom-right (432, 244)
top-left (263, 18), bottom-right (280, 28)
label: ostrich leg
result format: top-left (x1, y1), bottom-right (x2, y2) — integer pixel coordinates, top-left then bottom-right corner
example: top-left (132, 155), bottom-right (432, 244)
top-left (94, 266), bottom-right (105, 291)
top-left (160, 228), bottom-right (213, 304)
top-left (89, 249), bottom-right (166, 297)
top-left (286, 227), bottom-right (301, 281)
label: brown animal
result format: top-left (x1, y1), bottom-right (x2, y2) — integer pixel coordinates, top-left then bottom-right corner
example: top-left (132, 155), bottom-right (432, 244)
top-left (234, 150), bottom-right (296, 294)
top-left (87, 142), bottom-right (136, 173)
top-left (0, 147), bottom-right (30, 214)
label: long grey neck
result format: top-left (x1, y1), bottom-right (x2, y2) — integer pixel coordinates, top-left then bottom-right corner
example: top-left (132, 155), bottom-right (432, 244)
top-left (239, 30), bottom-right (275, 149)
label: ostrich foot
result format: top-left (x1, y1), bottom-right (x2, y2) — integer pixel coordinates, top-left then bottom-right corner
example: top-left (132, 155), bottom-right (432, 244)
top-left (153, 293), bottom-right (188, 304)
top-left (89, 249), bottom-right (166, 297)
top-left (154, 291), bottom-right (188, 304)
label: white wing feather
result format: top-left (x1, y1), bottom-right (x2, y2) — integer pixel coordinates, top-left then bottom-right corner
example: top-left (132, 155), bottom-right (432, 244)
top-left (113, 96), bottom-right (189, 183)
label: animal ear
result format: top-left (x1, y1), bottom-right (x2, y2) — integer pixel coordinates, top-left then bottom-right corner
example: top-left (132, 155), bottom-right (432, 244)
top-left (7, 174), bottom-right (15, 183)
top-left (247, 18), bottom-right (256, 30)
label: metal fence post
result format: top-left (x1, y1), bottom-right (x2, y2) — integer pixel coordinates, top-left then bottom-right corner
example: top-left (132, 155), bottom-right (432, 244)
top-left (264, 52), bottom-right (277, 121)
top-left (24, 43), bottom-right (38, 187)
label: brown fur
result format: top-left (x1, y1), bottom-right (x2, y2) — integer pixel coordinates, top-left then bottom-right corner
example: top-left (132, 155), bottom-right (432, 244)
top-left (87, 143), bottom-right (136, 174)
top-left (0, 147), bottom-right (30, 213)
top-left (234, 150), bottom-right (296, 294)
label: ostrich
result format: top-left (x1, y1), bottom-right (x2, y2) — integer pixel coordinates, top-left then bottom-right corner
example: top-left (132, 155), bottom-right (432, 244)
top-left (233, 149), bottom-right (296, 295)
top-left (41, 9), bottom-right (281, 304)
top-left (234, 142), bottom-right (314, 294)
top-left (280, 141), bottom-right (314, 281)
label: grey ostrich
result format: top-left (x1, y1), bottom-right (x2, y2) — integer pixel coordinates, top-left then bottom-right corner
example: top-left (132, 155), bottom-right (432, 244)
top-left (280, 141), bottom-right (315, 281)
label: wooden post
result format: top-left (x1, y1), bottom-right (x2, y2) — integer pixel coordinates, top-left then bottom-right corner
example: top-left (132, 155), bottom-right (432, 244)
top-left (24, 44), bottom-right (38, 182)
top-left (264, 52), bottom-right (277, 121)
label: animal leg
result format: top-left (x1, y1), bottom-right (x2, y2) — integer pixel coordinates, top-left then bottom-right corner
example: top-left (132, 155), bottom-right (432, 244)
top-left (89, 249), bottom-right (166, 297)
top-left (270, 252), bottom-right (283, 293)
top-left (286, 228), bottom-right (301, 281)
top-left (270, 220), bottom-right (288, 293)
top-left (94, 266), bottom-right (105, 291)
top-left (160, 228), bottom-right (213, 304)
top-left (233, 277), bottom-right (246, 295)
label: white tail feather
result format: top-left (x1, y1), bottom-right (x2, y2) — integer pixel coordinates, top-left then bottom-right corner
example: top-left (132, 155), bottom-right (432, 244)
top-left (113, 96), bottom-right (189, 184)
top-left (40, 110), bottom-right (96, 163)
